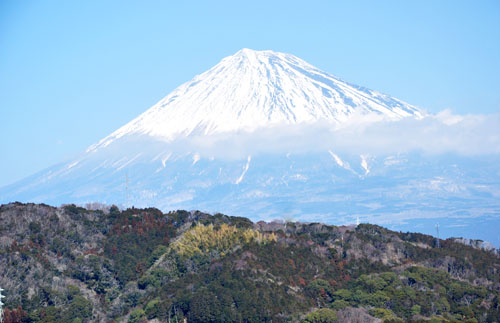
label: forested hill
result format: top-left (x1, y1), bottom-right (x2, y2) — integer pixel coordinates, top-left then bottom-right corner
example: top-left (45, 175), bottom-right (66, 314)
top-left (0, 203), bottom-right (499, 322)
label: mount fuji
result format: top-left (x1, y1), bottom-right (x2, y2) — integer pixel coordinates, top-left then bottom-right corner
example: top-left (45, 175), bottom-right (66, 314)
top-left (2, 49), bottom-right (499, 245)
top-left (89, 48), bottom-right (422, 151)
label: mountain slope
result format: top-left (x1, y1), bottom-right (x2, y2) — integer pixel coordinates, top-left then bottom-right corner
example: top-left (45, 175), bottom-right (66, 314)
top-left (89, 48), bottom-right (422, 151)
top-left (0, 48), bottom-right (426, 207)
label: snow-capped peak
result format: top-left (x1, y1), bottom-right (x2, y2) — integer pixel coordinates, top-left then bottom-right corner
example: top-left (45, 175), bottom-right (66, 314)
top-left (89, 48), bottom-right (423, 151)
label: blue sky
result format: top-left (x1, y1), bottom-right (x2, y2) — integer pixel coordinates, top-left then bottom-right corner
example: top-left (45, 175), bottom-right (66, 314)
top-left (1, 0), bottom-right (499, 187)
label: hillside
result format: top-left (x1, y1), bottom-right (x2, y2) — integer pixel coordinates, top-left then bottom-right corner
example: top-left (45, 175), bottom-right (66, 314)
top-left (0, 203), bottom-right (499, 322)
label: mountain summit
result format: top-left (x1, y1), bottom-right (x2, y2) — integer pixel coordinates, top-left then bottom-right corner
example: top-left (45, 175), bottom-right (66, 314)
top-left (91, 48), bottom-right (422, 151)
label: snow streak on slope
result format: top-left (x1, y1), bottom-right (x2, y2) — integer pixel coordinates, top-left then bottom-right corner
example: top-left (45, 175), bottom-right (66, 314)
top-left (235, 156), bottom-right (251, 184)
top-left (89, 49), bottom-right (422, 152)
top-left (329, 150), bottom-right (353, 172)
top-left (360, 155), bottom-right (370, 175)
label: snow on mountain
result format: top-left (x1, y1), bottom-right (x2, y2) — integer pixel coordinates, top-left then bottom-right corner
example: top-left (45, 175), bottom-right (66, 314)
top-left (328, 150), bottom-right (353, 172)
top-left (360, 155), bottom-right (370, 175)
top-left (89, 48), bottom-right (422, 152)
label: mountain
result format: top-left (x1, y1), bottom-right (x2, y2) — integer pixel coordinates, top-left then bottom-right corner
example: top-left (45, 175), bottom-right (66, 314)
top-left (1, 49), bottom-right (499, 247)
top-left (89, 48), bottom-right (422, 151)
top-left (1, 203), bottom-right (499, 322)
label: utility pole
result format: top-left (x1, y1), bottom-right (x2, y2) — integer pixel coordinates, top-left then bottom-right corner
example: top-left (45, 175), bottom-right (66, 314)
top-left (436, 223), bottom-right (440, 248)
top-left (0, 287), bottom-right (5, 323)
top-left (125, 171), bottom-right (129, 208)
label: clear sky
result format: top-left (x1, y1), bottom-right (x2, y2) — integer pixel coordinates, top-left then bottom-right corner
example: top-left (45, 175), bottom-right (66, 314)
top-left (1, 0), bottom-right (499, 187)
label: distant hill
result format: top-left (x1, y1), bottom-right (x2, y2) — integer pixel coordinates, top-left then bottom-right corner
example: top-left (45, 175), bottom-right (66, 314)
top-left (0, 202), bottom-right (499, 322)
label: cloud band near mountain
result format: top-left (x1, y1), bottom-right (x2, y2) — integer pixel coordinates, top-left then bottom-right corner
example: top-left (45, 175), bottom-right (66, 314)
top-left (164, 110), bottom-right (500, 158)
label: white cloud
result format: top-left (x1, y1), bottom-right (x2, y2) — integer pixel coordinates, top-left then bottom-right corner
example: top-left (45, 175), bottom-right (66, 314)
top-left (160, 111), bottom-right (500, 158)
top-left (103, 110), bottom-right (500, 160)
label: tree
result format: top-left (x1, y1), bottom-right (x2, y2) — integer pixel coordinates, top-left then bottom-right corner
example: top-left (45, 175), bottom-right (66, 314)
top-left (129, 308), bottom-right (146, 323)
top-left (306, 279), bottom-right (334, 302)
top-left (302, 308), bottom-right (337, 322)
top-left (65, 295), bottom-right (93, 321)
top-left (3, 306), bottom-right (27, 323)
top-left (145, 298), bottom-right (160, 319)
top-left (188, 290), bottom-right (222, 322)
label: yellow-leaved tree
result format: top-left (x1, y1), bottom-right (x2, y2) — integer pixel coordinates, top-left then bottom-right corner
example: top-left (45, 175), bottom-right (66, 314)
top-left (171, 223), bottom-right (276, 257)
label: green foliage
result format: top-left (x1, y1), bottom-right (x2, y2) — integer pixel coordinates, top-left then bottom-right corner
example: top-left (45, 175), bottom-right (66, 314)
top-left (66, 285), bottom-right (80, 299)
top-left (66, 295), bottom-right (92, 320)
top-left (147, 245), bottom-right (168, 267)
top-left (302, 308), bottom-right (337, 322)
top-left (26, 293), bottom-right (92, 323)
top-left (188, 289), bottom-right (223, 322)
top-left (145, 297), bottom-right (160, 319)
top-left (329, 300), bottom-right (349, 310)
top-left (129, 308), bottom-right (145, 323)
top-left (137, 275), bottom-right (157, 289)
top-left (63, 204), bottom-right (88, 216)
top-left (411, 304), bottom-right (421, 315)
top-left (333, 289), bottom-right (352, 301)
top-left (29, 221), bottom-right (41, 233)
top-left (369, 308), bottom-right (402, 322)
top-left (338, 266), bottom-right (498, 320)
top-left (306, 279), bottom-right (334, 303)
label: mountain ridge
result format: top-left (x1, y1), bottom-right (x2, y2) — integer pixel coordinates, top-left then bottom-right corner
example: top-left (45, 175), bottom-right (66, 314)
top-left (1, 202), bottom-right (499, 322)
